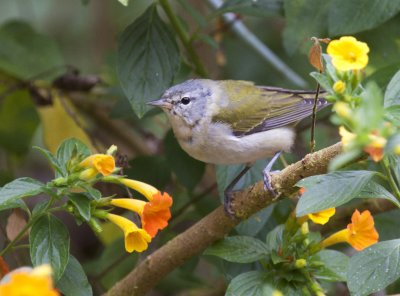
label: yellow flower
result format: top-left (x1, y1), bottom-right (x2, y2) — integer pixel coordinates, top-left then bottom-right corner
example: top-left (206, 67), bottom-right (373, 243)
top-left (111, 192), bottom-right (173, 238)
top-left (106, 213), bottom-right (151, 253)
top-left (0, 264), bottom-right (59, 296)
top-left (119, 178), bottom-right (159, 201)
top-left (333, 80), bottom-right (346, 94)
top-left (327, 36), bottom-right (369, 71)
top-left (333, 102), bottom-right (351, 119)
top-left (307, 208), bottom-right (336, 225)
top-left (394, 144), bottom-right (400, 155)
top-left (79, 154), bottom-right (115, 176)
top-left (320, 210), bottom-right (379, 251)
top-left (339, 126), bottom-right (356, 148)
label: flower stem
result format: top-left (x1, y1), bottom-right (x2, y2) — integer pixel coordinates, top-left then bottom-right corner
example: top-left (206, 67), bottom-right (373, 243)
top-left (382, 158), bottom-right (400, 201)
top-left (158, 0), bottom-right (208, 77)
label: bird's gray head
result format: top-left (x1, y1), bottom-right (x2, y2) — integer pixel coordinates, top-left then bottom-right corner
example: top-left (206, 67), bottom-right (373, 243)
top-left (148, 79), bottom-right (212, 127)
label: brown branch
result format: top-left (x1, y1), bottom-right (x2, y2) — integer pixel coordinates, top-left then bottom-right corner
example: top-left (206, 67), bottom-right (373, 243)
top-left (106, 142), bottom-right (343, 296)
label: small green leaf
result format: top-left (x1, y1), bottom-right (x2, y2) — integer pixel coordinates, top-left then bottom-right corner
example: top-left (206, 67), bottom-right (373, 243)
top-left (56, 138), bottom-right (91, 176)
top-left (69, 193), bottom-right (91, 221)
top-left (226, 271), bottom-right (268, 296)
top-left (236, 205), bottom-right (274, 236)
top-left (34, 146), bottom-right (63, 176)
top-left (311, 250), bottom-right (348, 282)
top-left (118, 0), bottom-right (129, 6)
top-left (30, 214), bottom-right (70, 281)
top-left (0, 20), bottom-right (63, 80)
top-left (80, 185), bottom-right (102, 200)
top-left (204, 236), bottom-right (269, 263)
top-left (265, 224), bottom-right (284, 252)
top-left (309, 72), bottom-right (333, 93)
top-left (57, 256), bottom-right (92, 296)
top-left (387, 154), bottom-right (400, 185)
top-left (375, 210), bottom-right (400, 241)
top-left (348, 239), bottom-right (400, 296)
top-left (296, 171), bottom-right (377, 216)
top-left (328, 0), bottom-right (400, 35)
top-left (117, 4), bottom-right (180, 117)
top-left (164, 130), bottom-right (205, 191)
top-left (384, 70), bottom-right (400, 108)
top-left (0, 178), bottom-right (44, 211)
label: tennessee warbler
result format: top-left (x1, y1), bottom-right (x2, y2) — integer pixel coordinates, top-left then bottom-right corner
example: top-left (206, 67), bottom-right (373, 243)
top-left (148, 79), bottom-right (328, 215)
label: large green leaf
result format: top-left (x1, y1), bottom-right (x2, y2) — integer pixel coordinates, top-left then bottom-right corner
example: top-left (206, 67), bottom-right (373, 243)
top-left (384, 69), bottom-right (400, 108)
top-left (328, 0), bottom-right (400, 35)
top-left (226, 271), bottom-right (268, 296)
top-left (347, 239), bottom-right (400, 296)
top-left (384, 105), bottom-right (400, 126)
top-left (357, 181), bottom-right (400, 207)
top-left (296, 171), bottom-right (377, 216)
top-left (215, 0), bottom-right (283, 17)
top-left (311, 250), bottom-right (348, 282)
top-left (0, 20), bottom-right (63, 80)
top-left (204, 236), bottom-right (269, 263)
top-left (57, 256), bottom-right (92, 296)
top-left (164, 130), bottom-right (205, 191)
top-left (30, 214), bottom-right (70, 281)
top-left (282, 0), bottom-right (331, 55)
top-left (0, 178), bottom-right (44, 211)
top-left (375, 210), bottom-right (400, 241)
top-left (117, 4), bottom-right (180, 117)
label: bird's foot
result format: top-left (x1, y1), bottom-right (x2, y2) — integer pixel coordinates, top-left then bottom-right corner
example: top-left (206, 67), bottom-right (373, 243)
top-left (263, 169), bottom-right (280, 196)
top-left (223, 190), bottom-right (236, 219)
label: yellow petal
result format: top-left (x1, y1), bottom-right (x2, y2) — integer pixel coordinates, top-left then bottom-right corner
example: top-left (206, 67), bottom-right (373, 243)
top-left (120, 178), bottom-right (159, 201)
top-left (110, 198), bottom-right (146, 215)
top-left (307, 208), bottom-right (336, 225)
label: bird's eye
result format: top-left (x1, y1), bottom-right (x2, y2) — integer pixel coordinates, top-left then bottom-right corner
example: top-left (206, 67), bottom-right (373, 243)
top-left (180, 97), bottom-right (191, 105)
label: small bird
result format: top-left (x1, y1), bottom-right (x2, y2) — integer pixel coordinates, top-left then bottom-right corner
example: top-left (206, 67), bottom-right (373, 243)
top-left (148, 79), bottom-right (328, 216)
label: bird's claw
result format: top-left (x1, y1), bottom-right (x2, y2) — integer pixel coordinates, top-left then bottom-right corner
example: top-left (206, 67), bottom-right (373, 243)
top-left (223, 190), bottom-right (237, 219)
top-left (263, 170), bottom-right (280, 197)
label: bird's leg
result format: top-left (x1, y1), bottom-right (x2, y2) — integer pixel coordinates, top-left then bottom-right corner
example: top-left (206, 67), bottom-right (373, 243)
top-left (263, 151), bottom-right (282, 195)
top-left (224, 164), bottom-right (252, 218)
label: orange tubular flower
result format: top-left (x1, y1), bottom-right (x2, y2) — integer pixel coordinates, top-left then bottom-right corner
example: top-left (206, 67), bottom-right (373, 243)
top-left (111, 192), bottom-right (173, 238)
top-left (119, 178), bottom-right (159, 201)
top-left (321, 210), bottom-right (379, 251)
top-left (0, 265), bottom-right (59, 296)
top-left (106, 213), bottom-right (151, 253)
top-left (364, 132), bottom-right (387, 162)
top-left (307, 208), bottom-right (336, 225)
top-left (79, 154), bottom-right (115, 177)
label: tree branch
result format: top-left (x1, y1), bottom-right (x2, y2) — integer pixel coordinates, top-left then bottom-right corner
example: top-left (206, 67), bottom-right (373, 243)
top-left (106, 142), bottom-right (343, 296)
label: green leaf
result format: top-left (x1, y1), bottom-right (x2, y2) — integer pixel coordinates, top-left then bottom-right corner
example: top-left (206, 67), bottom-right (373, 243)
top-left (0, 178), bottom-right (44, 211)
top-left (236, 205), bottom-right (274, 236)
top-left (204, 236), bottom-right (269, 263)
top-left (357, 181), bottom-right (400, 208)
top-left (296, 171), bottom-right (377, 216)
top-left (164, 130), bottom-right (205, 191)
top-left (384, 105), bottom-right (400, 126)
top-left (117, 4), bottom-right (180, 117)
top-left (34, 146), bottom-right (63, 176)
top-left (265, 224), bottom-right (284, 252)
top-left (387, 154), bottom-right (400, 185)
top-left (80, 185), bottom-right (102, 200)
top-left (30, 214), bottom-right (70, 281)
top-left (56, 256), bottom-right (92, 296)
top-left (309, 72), bottom-right (333, 93)
top-left (226, 271), bottom-right (268, 296)
top-left (215, 0), bottom-right (283, 17)
top-left (56, 138), bottom-right (91, 176)
top-left (68, 193), bottom-right (91, 221)
top-left (311, 250), bottom-right (348, 282)
top-left (348, 239), bottom-right (400, 296)
top-left (282, 0), bottom-right (331, 55)
top-left (375, 210), bottom-right (400, 241)
top-left (384, 69), bottom-right (400, 108)
top-left (0, 20), bottom-right (63, 80)
top-left (328, 0), bottom-right (400, 35)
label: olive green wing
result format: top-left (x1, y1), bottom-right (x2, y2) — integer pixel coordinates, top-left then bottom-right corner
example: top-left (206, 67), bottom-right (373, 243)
top-left (212, 81), bottom-right (328, 136)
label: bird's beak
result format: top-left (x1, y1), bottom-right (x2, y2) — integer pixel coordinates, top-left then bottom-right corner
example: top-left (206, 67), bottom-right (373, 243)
top-left (147, 99), bottom-right (172, 110)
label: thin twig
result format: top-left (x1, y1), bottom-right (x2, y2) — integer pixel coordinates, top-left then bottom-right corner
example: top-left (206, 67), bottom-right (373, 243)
top-left (206, 0), bottom-right (307, 88)
top-left (310, 83), bottom-right (321, 152)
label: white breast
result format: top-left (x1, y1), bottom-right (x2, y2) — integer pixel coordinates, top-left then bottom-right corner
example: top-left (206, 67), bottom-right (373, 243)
top-left (178, 122), bottom-right (295, 165)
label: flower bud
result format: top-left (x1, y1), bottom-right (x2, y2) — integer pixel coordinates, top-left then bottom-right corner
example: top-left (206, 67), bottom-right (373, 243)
top-left (333, 80), bottom-right (346, 94)
top-left (295, 259), bottom-right (307, 268)
top-left (301, 222), bottom-right (309, 235)
top-left (333, 102), bottom-right (351, 119)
